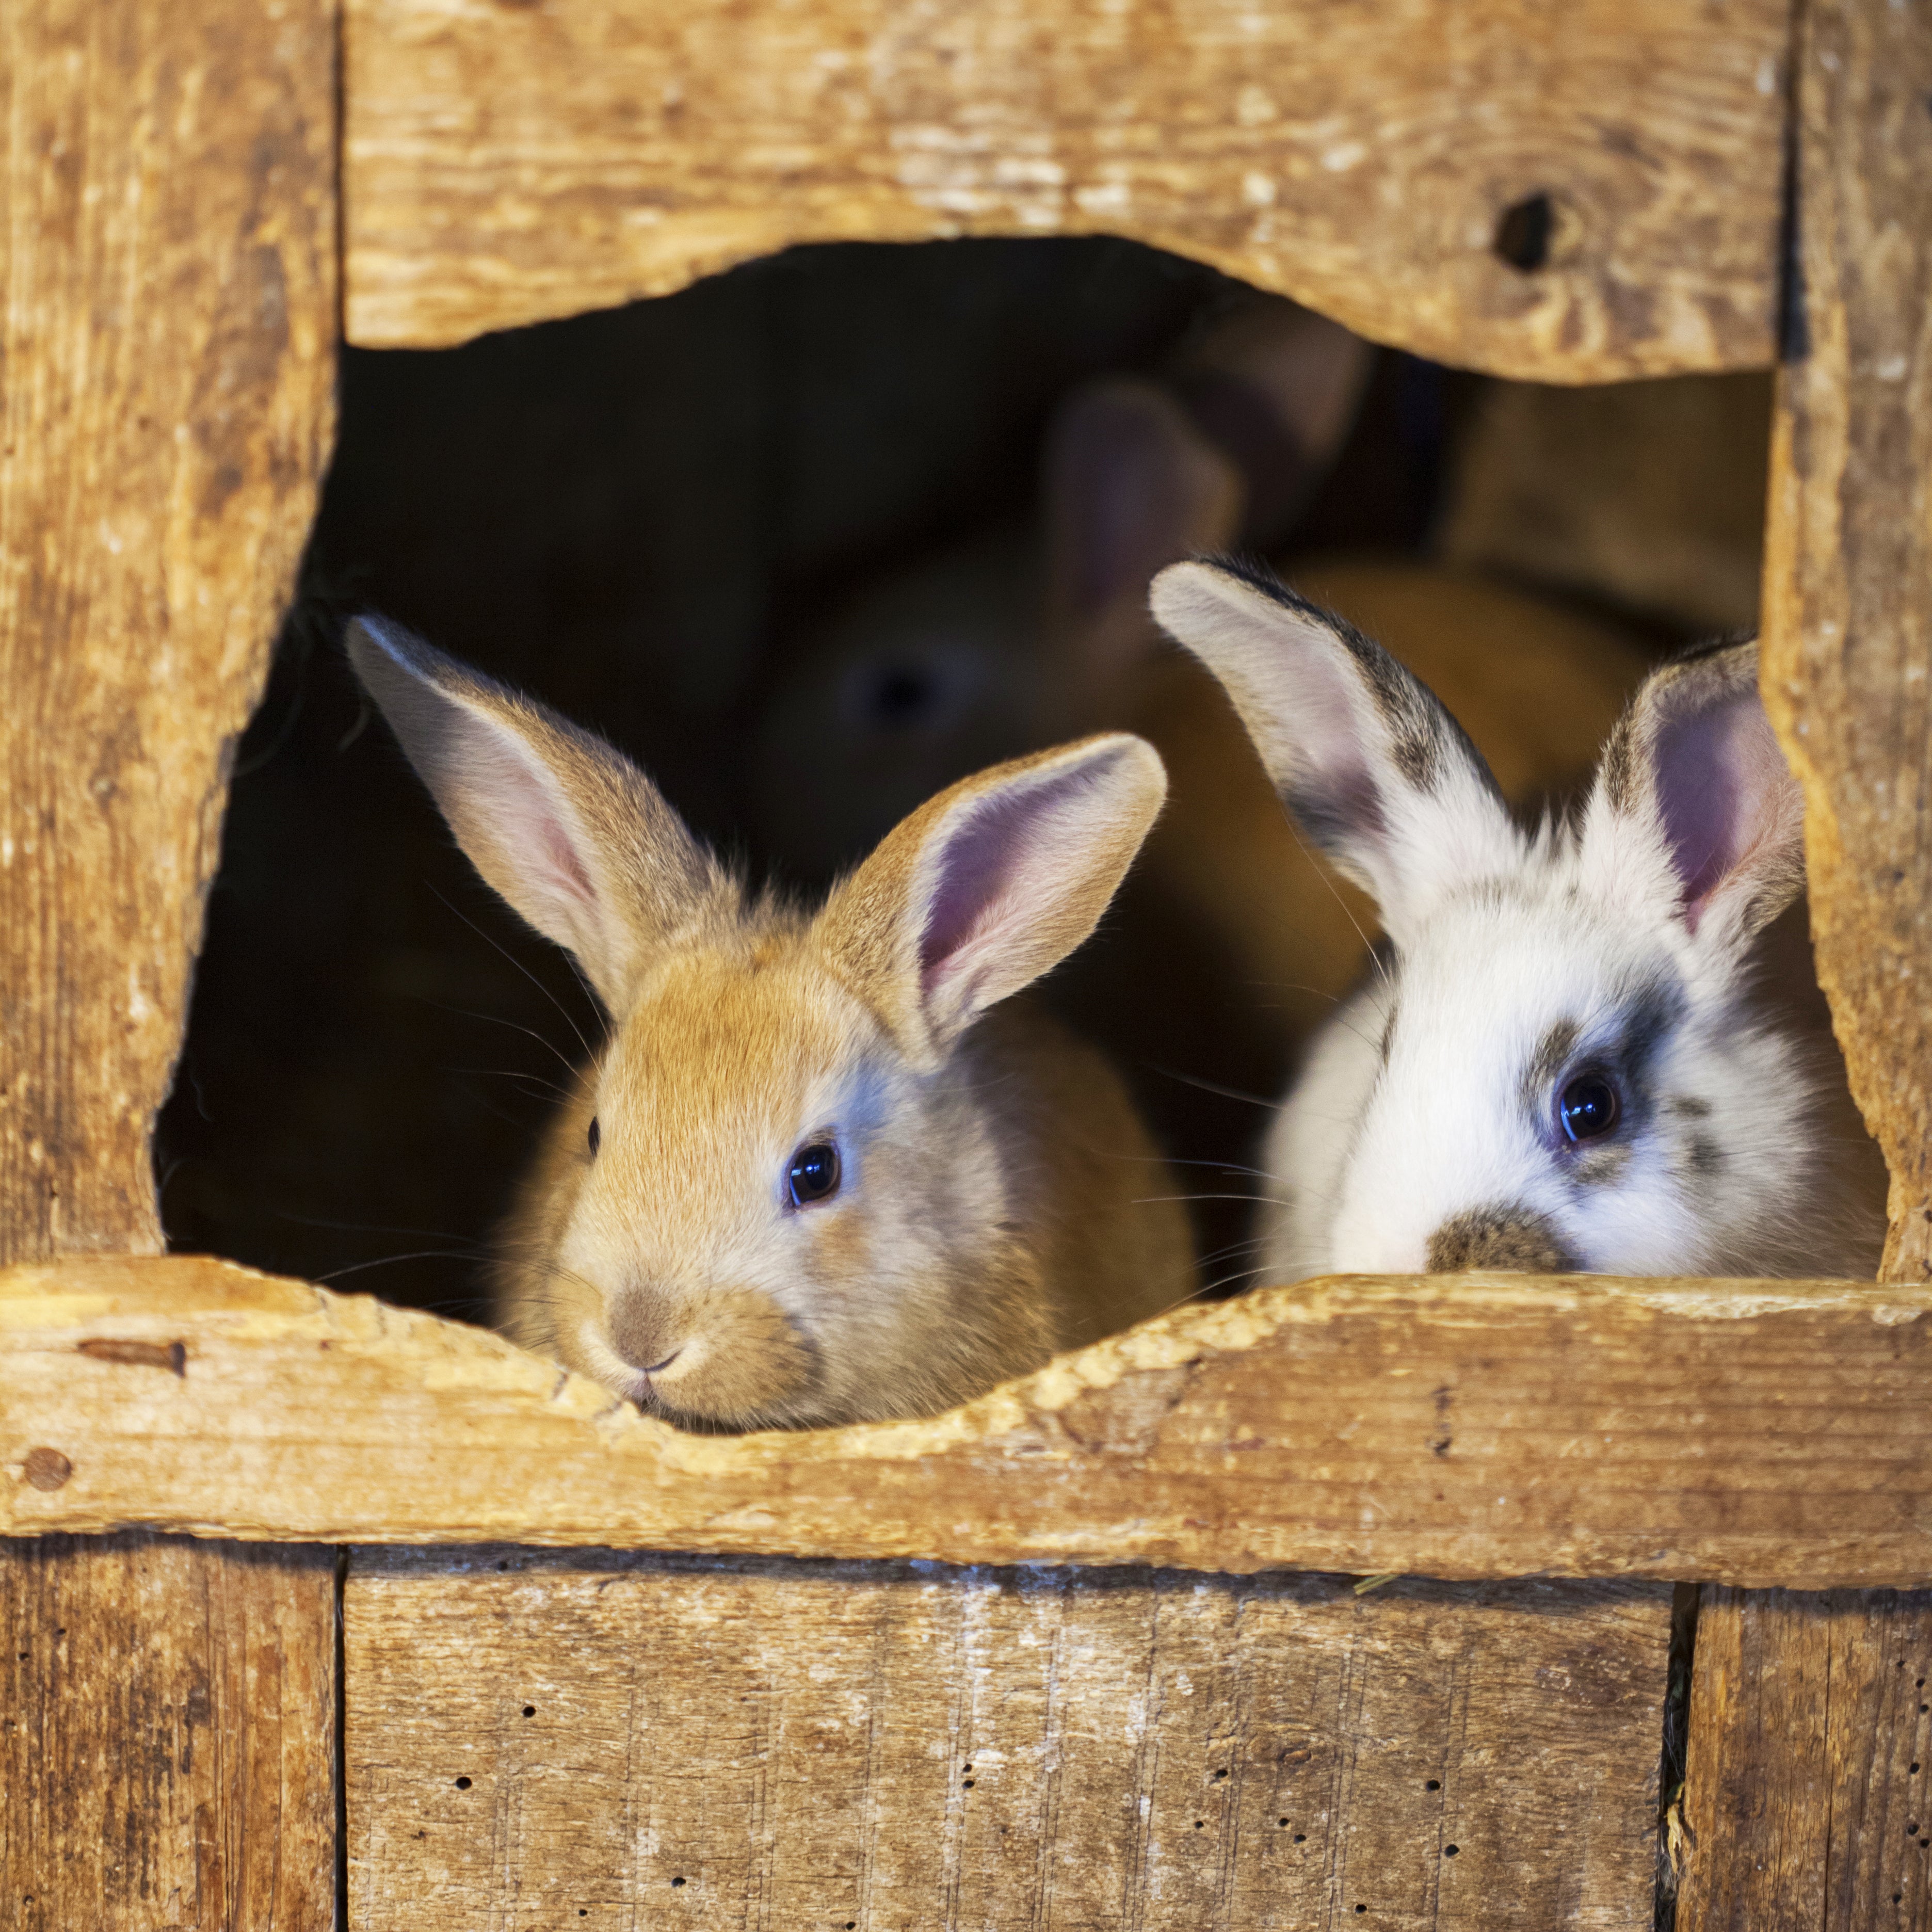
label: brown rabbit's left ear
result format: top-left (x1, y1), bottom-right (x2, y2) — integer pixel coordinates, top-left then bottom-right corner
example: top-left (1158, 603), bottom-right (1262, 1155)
top-left (346, 616), bottom-right (724, 1011)
top-left (815, 733), bottom-right (1167, 1067)
top-left (1585, 639), bottom-right (1806, 956)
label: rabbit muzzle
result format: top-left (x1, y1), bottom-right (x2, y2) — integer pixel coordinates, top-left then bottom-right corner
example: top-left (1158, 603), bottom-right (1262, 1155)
top-left (607, 1283), bottom-right (815, 1426)
top-left (1423, 1205), bottom-right (1579, 1274)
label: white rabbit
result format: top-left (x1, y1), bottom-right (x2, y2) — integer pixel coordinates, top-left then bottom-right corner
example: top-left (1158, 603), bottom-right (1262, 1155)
top-left (1150, 558), bottom-right (1887, 1281)
top-left (346, 616), bottom-right (1196, 1429)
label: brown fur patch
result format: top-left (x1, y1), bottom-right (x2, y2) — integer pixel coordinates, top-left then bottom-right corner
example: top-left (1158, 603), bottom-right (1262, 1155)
top-left (1426, 1206), bottom-right (1578, 1273)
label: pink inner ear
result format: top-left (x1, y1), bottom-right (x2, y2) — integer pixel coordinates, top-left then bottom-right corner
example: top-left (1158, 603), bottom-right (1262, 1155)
top-left (494, 743), bottom-right (598, 911)
top-left (1653, 688), bottom-right (1786, 930)
top-left (919, 770), bottom-right (1091, 999)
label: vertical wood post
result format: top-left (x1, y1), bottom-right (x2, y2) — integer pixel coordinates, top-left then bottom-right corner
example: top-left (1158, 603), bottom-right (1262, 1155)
top-left (1680, 0), bottom-right (1932, 1923)
top-left (1, 0), bottom-right (340, 1922)
top-left (1758, 0), bottom-right (1932, 1285)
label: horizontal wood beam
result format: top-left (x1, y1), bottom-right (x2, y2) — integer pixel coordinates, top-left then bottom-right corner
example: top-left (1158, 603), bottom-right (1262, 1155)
top-left (347, 1552), bottom-right (1670, 1925)
top-left (344, 0), bottom-right (1788, 379)
top-left (4, 1255), bottom-right (1929, 1586)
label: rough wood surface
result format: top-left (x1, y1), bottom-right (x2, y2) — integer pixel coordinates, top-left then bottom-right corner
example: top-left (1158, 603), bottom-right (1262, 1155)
top-left (344, 0), bottom-right (1786, 378)
top-left (1676, 1587), bottom-right (1932, 1930)
top-left (346, 1549), bottom-right (1668, 1929)
top-left (6, 1254), bottom-right (1931, 1586)
top-left (0, 0), bottom-right (337, 1260)
top-left (0, 1534), bottom-right (337, 1931)
top-left (1759, 0), bottom-right (1932, 1283)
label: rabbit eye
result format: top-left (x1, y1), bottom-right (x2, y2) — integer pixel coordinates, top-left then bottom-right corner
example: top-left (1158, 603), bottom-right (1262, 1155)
top-left (1558, 1075), bottom-right (1620, 1143)
top-left (787, 1140), bottom-right (842, 1208)
top-left (587, 1117), bottom-right (601, 1157)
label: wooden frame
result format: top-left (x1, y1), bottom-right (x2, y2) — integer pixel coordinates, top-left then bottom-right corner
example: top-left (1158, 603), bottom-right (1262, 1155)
top-left (3, 0), bottom-right (1927, 1923)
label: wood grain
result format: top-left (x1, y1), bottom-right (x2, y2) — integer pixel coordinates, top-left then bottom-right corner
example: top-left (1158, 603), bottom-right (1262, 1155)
top-left (1676, 1587), bottom-right (1932, 1931)
top-left (0, 0), bottom-right (337, 1261)
top-left (344, 0), bottom-right (1786, 379)
top-left (6, 1254), bottom-right (1932, 1587)
top-left (1758, 0), bottom-right (1932, 1283)
top-left (1, 7), bottom-right (339, 1924)
top-left (0, 1534), bottom-right (337, 1931)
top-left (346, 1549), bottom-right (1668, 1929)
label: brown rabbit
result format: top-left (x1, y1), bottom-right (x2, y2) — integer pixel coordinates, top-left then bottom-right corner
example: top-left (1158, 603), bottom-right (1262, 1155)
top-left (347, 616), bottom-right (1196, 1430)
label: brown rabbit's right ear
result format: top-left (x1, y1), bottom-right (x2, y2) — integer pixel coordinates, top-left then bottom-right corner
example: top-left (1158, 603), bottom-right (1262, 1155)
top-left (815, 733), bottom-right (1168, 1068)
top-left (346, 616), bottom-right (722, 1010)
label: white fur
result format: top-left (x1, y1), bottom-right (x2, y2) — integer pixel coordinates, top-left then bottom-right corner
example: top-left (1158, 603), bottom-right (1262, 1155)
top-left (1155, 560), bottom-right (1885, 1283)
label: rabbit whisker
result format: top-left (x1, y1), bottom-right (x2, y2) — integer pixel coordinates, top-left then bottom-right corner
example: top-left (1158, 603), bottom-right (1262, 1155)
top-left (429, 882), bottom-right (601, 1064)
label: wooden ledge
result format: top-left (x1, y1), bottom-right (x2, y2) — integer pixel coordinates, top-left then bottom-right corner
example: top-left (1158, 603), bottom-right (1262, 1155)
top-left (3, 1255), bottom-right (1928, 1586)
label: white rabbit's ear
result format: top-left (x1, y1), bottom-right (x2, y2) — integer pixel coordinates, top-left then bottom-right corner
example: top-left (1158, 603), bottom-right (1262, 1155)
top-left (1150, 559), bottom-right (1517, 944)
top-left (346, 616), bottom-right (722, 1010)
top-left (1582, 640), bottom-right (1805, 961)
top-left (815, 733), bottom-right (1167, 1066)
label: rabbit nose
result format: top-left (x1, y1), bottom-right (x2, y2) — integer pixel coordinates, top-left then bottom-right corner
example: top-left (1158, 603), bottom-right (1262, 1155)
top-left (607, 1294), bottom-right (685, 1376)
top-left (1425, 1205), bottom-right (1577, 1273)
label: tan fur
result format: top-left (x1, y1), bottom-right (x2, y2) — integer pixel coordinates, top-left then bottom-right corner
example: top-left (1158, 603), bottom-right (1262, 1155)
top-left (348, 616), bottom-right (1194, 1431)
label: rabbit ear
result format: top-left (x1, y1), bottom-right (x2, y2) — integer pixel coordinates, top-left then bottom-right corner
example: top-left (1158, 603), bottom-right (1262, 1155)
top-left (1168, 297), bottom-right (1373, 548)
top-left (1043, 378), bottom-right (1245, 638)
top-left (346, 615), bottom-right (721, 1010)
top-left (815, 733), bottom-right (1167, 1066)
top-left (1150, 559), bottom-right (1517, 945)
top-left (1581, 640), bottom-right (1805, 961)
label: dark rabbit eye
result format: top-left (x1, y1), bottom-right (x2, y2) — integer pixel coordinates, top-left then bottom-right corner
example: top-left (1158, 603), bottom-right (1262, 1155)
top-left (1558, 1076), bottom-right (1620, 1143)
top-left (587, 1117), bottom-right (601, 1157)
top-left (787, 1140), bottom-right (841, 1208)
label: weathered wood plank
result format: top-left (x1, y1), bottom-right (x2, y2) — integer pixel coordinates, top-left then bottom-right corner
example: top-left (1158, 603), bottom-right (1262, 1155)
top-left (345, 1550), bottom-right (1669, 1929)
top-left (1758, 0), bottom-right (1932, 1283)
top-left (1, 6), bottom-right (340, 1923)
top-left (1676, 1587), bottom-right (1932, 1931)
top-left (0, 1534), bottom-right (338, 1931)
top-left (1680, 8), bottom-right (1932, 1924)
top-left (0, 0), bottom-right (337, 1259)
top-left (343, 0), bottom-right (1786, 379)
top-left (5, 1254), bottom-right (1930, 1586)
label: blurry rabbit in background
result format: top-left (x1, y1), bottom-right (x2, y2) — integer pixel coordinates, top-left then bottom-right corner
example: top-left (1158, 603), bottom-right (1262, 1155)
top-left (748, 298), bottom-right (1655, 1159)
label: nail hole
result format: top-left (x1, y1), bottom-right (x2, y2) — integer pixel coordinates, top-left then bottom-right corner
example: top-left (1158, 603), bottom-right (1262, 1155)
top-left (522, 1705), bottom-right (536, 1718)
top-left (1294, 1833), bottom-right (1306, 1843)
top-left (1194, 1819), bottom-right (1205, 1829)
top-left (1445, 1844), bottom-right (1460, 1858)
top-left (962, 1779), bottom-right (975, 1789)
top-left (1425, 1779), bottom-right (1441, 1792)
top-left (1278, 1817), bottom-right (1290, 1827)
top-left (454, 1777), bottom-right (472, 1790)
top-left (1494, 194), bottom-right (1554, 271)
top-left (671, 1876), bottom-right (685, 1888)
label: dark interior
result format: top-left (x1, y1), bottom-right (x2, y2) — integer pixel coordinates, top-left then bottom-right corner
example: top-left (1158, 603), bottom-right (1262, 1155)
top-left (155, 235), bottom-right (1762, 1324)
